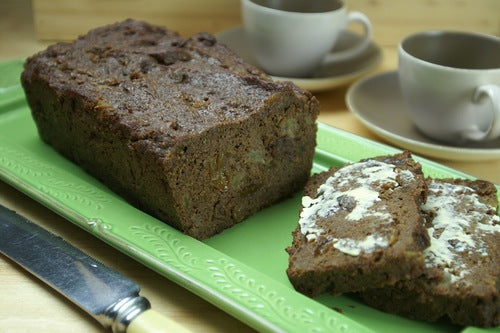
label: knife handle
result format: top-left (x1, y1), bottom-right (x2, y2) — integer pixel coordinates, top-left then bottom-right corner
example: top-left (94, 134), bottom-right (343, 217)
top-left (127, 309), bottom-right (192, 333)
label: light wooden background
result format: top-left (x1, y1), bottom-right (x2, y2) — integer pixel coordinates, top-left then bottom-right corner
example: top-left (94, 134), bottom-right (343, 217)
top-left (33, 0), bottom-right (500, 46)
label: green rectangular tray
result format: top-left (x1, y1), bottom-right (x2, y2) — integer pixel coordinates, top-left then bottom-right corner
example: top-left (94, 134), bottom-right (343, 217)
top-left (1, 58), bottom-right (498, 333)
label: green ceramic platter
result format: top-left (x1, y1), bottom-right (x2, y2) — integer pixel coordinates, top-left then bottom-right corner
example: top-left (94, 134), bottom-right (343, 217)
top-left (1, 58), bottom-right (498, 333)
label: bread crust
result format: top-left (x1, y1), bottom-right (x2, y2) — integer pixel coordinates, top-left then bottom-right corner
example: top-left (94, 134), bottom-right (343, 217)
top-left (286, 151), bottom-right (429, 296)
top-left (21, 19), bottom-right (319, 239)
top-left (361, 178), bottom-right (500, 327)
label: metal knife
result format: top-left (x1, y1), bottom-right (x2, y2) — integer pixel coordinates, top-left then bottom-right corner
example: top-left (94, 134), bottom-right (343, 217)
top-left (0, 204), bottom-right (191, 333)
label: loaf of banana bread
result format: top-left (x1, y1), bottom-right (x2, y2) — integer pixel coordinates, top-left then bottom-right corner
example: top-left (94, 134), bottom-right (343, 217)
top-left (21, 19), bottom-right (319, 239)
top-left (361, 178), bottom-right (500, 327)
top-left (286, 151), bottom-right (429, 296)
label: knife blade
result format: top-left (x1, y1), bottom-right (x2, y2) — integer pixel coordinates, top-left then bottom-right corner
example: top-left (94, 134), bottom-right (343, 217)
top-left (0, 204), bottom-right (191, 333)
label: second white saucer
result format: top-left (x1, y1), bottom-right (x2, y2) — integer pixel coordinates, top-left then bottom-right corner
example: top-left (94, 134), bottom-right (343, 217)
top-left (346, 71), bottom-right (500, 161)
top-left (216, 26), bottom-right (382, 92)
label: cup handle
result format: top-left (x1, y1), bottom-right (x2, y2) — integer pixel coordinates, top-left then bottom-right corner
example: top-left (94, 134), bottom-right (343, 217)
top-left (323, 11), bottom-right (372, 63)
top-left (463, 84), bottom-right (500, 141)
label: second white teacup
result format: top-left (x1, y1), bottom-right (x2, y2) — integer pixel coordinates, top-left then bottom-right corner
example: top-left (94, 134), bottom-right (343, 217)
top-left (399, 30), bottom-right (500, 144)
top-left (241, 0), bottom-right (372, 78)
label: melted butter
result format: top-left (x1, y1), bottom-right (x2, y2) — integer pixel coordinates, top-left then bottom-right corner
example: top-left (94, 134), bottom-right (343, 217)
top-left (422, 180), bottom-right (500, 283)
top-left (344, 186), bottom-right (387, 221)
top-left (332, 234), bottom-right (389, 256)
top-left (299, 160), bottom-right (413, 255)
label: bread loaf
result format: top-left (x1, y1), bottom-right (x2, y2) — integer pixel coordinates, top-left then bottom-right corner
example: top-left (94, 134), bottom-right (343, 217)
top-left (21, 19), bottom-right (319, 239)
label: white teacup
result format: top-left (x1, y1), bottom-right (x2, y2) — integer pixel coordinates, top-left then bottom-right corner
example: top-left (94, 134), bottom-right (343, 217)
top-left (241, 0), bottom-right (372, 78)
top-left (399, 30), bottom-right (500, 144)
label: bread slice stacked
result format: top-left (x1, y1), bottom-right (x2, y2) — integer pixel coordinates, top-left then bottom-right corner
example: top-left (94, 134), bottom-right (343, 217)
top-left (286, 151), bottom-right (499, 327)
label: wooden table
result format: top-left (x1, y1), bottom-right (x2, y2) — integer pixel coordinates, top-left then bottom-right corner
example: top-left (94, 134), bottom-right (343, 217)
top-left (0, 1), bottom-right (498, 332)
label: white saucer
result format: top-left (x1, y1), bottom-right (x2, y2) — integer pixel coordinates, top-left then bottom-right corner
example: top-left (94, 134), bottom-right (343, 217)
top-left (346, 71), bottom-right (500, 161)
top-left (216, 26), bottom-right (382, 92)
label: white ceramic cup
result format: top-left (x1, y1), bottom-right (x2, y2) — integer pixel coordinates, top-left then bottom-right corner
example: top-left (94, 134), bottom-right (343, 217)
top-left (399, 30), bottom-right (500, 144)
top-left (241, 0), bottom-right (372, 78)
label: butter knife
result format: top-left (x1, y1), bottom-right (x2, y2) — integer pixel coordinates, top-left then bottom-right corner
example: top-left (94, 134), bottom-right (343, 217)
top-left (0, 204), bottom-right (191, 333)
